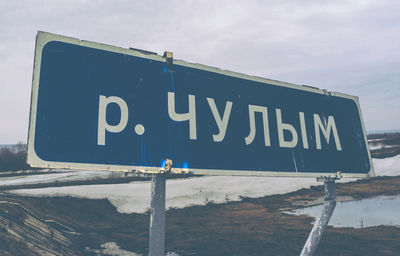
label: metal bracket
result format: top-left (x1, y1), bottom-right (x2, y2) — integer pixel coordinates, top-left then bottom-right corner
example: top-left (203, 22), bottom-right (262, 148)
top-left (163, 51), bottom-right (173, 64)
top-left (160, 158), bottom-right (173, 173)
top-left (322, 89), bottom-right (333, 96)
top-left (316, 171), bottom-right (342, 183)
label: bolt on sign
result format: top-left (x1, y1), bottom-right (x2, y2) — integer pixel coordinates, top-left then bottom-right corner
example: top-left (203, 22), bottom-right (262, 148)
top-left (27, 32), bottom-right (374, 178)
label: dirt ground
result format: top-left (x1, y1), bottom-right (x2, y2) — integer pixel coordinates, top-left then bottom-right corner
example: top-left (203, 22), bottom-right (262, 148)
top-left (0, 175), bottom-right (399, 256)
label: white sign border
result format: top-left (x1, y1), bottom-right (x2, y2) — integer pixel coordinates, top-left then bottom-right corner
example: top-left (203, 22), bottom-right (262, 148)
top-left (27, 31), bottom-right (374, 178)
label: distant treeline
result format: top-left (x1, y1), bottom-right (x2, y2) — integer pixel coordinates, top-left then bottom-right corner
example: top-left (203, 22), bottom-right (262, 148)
top-left (0, 142), bottom-right (30, 172)
top-left (367, 132), bottom-right (400, 144)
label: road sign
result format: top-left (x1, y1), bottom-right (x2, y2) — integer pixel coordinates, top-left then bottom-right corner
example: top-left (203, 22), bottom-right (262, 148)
top-left (27, 32), bottom-right (374, 178)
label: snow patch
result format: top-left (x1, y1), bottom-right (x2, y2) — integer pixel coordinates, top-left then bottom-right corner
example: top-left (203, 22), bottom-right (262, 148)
top-left (85, 242), bottom-right (179, 256)
top-left (368, 143), bottom-right (396, 150)
top-left (8, 155), bottom-right (400, 214)
top-left (0, 169), bottom-right (119, 186)
top-left (372, 154), bottom-right (400, 176)
top-left (367, 138), bottom-right (384, 142)
top-left (100, 242), bottom-right (140, 256)
top-left (11, 176), bottom-right (319, 214)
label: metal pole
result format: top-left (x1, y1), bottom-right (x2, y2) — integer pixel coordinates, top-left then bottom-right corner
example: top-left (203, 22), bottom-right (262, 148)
top-left (149, 173), bottom-right (166, 256)
top-left (300, 177), bottom-right (337, 256)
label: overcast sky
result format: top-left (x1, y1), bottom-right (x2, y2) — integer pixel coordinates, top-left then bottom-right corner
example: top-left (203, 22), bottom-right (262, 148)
top-left (1, 0), bottom-right (399, 143)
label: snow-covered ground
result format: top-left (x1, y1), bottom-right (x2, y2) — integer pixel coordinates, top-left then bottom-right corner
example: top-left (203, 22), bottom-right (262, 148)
top-left (9, 176), bottom-right (319, 213)
top-left (368, 143), bottom-right (398, 150)
top-left (372, 155), bottom-right (400, 176)
top-left (0, 169), bottom-right (118, 186)
top-left (369, 144), bottom-right (392, 150)
top-left (9, 155), bottom-right (400, 214)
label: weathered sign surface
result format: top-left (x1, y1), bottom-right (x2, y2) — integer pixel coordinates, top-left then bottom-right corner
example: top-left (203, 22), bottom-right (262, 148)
top-left (27, 32), bottom-right (374, 177)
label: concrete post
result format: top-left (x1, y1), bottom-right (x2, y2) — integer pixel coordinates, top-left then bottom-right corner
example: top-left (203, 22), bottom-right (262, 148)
top-left (149, 173), bottom-right (166, 256)
top-left (300, 178), bottom-right (337, 256)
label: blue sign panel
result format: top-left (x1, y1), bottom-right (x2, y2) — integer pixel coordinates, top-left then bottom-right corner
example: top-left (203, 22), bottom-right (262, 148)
top-left (27, 32), bottom-right (373, 177)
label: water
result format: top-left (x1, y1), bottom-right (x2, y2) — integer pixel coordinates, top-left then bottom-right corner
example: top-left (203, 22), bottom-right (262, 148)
top-left (290, 195), bottom-right (400, 228)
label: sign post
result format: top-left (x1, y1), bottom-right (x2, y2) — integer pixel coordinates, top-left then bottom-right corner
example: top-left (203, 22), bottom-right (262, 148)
top-left (300, 176), bottom-right (338, 256)
top-left (149, 173), bottom-right (166, 256)
top-left (148, 159), bottom-right (171, 256)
